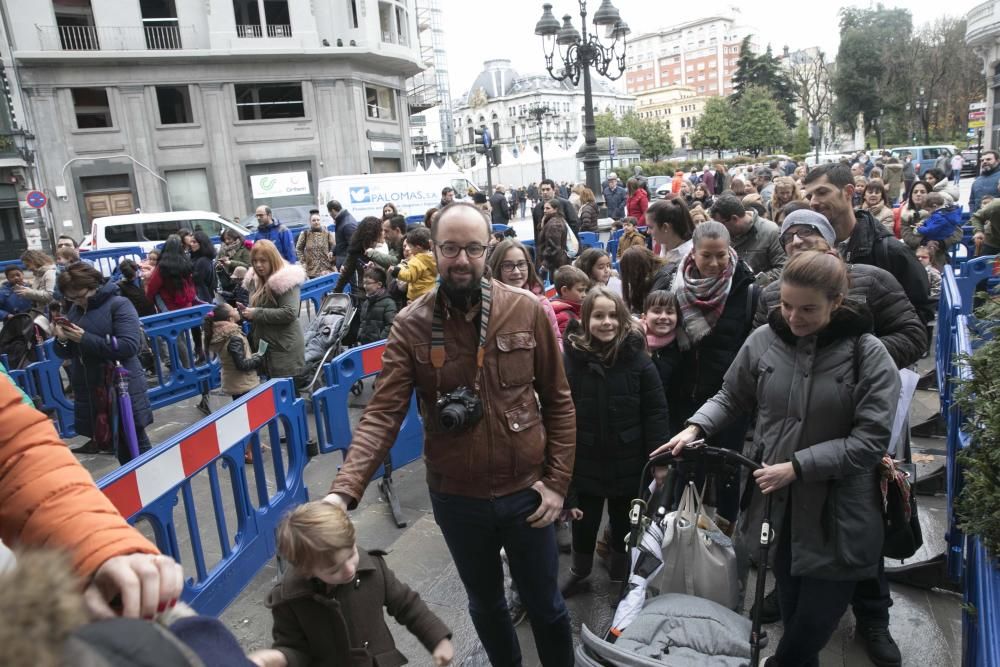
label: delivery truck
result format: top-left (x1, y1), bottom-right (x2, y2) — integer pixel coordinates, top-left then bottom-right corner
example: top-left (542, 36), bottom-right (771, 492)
top-left (317, 170), bottom-right (479, 222)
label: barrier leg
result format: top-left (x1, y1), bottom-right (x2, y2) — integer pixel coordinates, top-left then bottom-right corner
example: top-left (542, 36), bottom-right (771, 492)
top-left (378, 454), bottom-right (407, 528)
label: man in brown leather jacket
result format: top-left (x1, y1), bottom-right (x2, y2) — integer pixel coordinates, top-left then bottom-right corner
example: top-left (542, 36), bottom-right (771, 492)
top-left (325, 202), bottom-right (577, 666)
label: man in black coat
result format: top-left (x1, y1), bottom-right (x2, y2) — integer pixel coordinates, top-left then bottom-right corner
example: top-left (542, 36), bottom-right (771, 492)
top-left (802, 161), bottom-right (925, 667)
top-left (327, 199), bottom-right (358, 269)
top-left (532, 178), bottom-right (579, 245)
top-left (490, 185), bottom-right (511, 225)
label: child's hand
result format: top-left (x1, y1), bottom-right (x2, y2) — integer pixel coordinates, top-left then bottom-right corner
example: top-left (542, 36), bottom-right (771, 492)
top-left (559, 508), bottom-right (584, 522)
top-left (247, 649), bottom-right (288, 667)
top-left (365, 248), bottom-right (376, 257)
top-left (432, 638), bottom-right (454, 666)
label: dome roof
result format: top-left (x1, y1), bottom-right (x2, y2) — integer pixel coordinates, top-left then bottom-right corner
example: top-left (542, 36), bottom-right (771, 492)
top-left (466, 59), bottom-right (520, 106)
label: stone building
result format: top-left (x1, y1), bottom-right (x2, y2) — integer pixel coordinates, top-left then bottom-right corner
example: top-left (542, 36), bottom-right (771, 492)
top-left (3, 0), bottom-right (424, 242)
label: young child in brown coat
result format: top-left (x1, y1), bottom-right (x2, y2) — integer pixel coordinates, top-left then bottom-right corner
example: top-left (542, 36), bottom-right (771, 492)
top-left (250, 501), bottom-right (453, 667)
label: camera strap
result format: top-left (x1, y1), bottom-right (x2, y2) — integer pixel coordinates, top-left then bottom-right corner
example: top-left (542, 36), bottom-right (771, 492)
top-left (431, 276), bottom-right (492, 387)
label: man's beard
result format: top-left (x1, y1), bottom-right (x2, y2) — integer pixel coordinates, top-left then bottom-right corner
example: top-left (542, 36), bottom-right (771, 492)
top-left (984, 164), bottom-right (998, 175)
top-left (440, 269), bottom-right (483, 309)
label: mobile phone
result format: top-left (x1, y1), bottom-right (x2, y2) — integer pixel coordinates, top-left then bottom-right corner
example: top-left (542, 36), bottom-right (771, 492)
top-left (53, 316), bottom-right (71, 327)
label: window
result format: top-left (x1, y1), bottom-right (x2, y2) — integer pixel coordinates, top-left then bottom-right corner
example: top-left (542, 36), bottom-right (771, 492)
top-left (72, 87), bottom-right (112, 128)
top-left (140, 0), bottom-right (182, 49)
top-left (493, 122), bottom-right (500, 140)
top-left (234, 83), bottom-right (304, 120)
top-left (232, 0), bottom-right (262, 37)
top-left (190, 218), bottom-right (223, 236)
top-left (156, 86), bottom-right (193, 124)
top-left (105, 224), bottom-right (141, 243)
top-left (264, 0), bottom-right (291, 37)
top-left (365, 84), bottom-right (396, 120)
top-left (166, 169), bottom-right (211, 210)
top-left (142, 219), bottom-right (183, 241)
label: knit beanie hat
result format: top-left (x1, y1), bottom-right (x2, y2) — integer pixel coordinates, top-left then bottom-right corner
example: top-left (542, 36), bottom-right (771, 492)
top-left (780, 209), bottom-right (837, 247)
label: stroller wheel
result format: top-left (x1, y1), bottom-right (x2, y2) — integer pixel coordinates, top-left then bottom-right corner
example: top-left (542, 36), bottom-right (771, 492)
top-left (351, 380), bottom-right (364, 396)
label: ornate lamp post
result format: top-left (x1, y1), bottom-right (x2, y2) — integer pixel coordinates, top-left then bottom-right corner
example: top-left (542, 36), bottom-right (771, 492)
top-left (905, 87), bottom-right (937, 144)
top-left (525, 104), bottom-right (557, 180)
top-left (534, 0), bottom-right (629, 208)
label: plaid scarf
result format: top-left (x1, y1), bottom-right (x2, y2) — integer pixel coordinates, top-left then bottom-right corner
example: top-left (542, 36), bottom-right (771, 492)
top-left (674, 247), bottom-right (738, 349)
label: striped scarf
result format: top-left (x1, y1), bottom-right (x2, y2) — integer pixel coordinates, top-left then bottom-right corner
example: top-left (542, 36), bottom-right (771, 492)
top-left (674, 247), bottom-right (738, 349)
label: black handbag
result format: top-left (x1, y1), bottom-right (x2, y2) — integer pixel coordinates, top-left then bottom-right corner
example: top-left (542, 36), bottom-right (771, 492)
top-left (879, 456), bottom-right (923, 560)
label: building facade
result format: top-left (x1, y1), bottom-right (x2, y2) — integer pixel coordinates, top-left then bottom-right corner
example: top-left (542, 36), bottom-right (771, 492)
top-left (967, 0), bottom-right (1000, 150)
top-left (405, 0), bottom-right (453, 154)
top-left (634, 85), bottom-right (706, 152)
top-left (4, 0), bottom-right (424, 243)
top-left (624, 14), bottom-right (756, 98)
top-left (449, 59), bottom-right (634, 170)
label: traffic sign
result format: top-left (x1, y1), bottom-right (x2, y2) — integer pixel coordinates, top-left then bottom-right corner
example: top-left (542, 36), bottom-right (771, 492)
top-left (482, 129), bottom-right (493, 149)
top-left (610, 136), bottom-right (617, 157)
top-left (25, 190), bottom-right (47, 209)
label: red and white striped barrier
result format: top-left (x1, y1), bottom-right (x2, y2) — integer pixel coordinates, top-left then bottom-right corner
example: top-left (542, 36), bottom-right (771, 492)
top-left (102, 387), bottom-right (277, 519)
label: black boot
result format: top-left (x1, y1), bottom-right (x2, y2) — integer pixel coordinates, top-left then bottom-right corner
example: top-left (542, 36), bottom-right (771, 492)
top-left (555, 520), bottom-right (572, 554)
top-left (559, 553), bottom-right (593, 599)
top-left (749, 588), bottom-right (782, 624)
top-left (856, 624), bottom-right (902, 667)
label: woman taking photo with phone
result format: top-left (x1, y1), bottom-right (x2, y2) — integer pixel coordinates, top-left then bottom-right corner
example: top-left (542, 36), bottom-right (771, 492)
top-left (652, 250), bottom-right (900, 666)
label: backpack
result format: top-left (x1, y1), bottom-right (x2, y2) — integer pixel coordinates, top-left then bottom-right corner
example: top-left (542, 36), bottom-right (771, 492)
top-left (0, 313), bottom-right (38, 370)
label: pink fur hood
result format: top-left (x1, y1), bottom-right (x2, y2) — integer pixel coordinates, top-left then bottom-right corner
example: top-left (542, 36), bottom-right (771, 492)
top-left (242, 262), bottom-right (307, 295)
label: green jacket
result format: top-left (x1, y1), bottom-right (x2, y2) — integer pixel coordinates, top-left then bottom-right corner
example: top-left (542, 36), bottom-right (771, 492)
top-left (367, 239), bottom-right (404, 270)
top-left (357, 292), bottom-right (397, 344)
top-left (267, 549), bottom-right (451, 667)
top-left (219, 243), bottom-right (251, 274)
top-left (970, 198), bottom-right (1000, 248)
top-left (244, 264), bottom-right (307, 379)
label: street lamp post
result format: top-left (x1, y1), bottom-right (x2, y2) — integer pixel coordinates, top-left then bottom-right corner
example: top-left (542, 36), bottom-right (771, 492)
top-left (534, 0), bottom-right (629, 209)
top-left (905, 87), bottom-right (938, 144)
top-left (526, 104), bottom-right (554, 180)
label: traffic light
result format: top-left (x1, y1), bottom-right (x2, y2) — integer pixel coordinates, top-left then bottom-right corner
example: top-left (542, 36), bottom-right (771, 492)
top-left (474, 127), bottom-right (493, 155)
top-left (491, 144), bottom-right (502, 166)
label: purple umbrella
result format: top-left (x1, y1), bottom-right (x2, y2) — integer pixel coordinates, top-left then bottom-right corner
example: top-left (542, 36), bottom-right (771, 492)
top-left (110, 336), bottom-right (140, 461)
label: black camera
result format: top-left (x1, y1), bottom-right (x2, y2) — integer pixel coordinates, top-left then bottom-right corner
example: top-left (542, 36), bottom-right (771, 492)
top-left (436, 386), bottom-right (483, 433)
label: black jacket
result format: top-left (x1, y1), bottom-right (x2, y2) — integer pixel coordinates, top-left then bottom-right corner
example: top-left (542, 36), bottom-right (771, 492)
top-left (357, 291), bottom-right (397, 344)
top-left (333, 210), bottom-right (358, 267)
top-left (562, 325), bottom-right (670, 497)
top-left (192, 255), bottom-right (216, 303)
top-left (490, 192), bottom-right (511, 224)
top-left (579, 202), bottom-right (599, 233)
top-left (674, 260), bottom-right (756, 407)
top-left (532, 197), bottom-right (579, 243)
top-left (842, 210), bottom-right (934, 324)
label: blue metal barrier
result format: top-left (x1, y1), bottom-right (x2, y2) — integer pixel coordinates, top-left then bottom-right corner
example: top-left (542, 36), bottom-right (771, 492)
top-left (141, 305), bottom-right (220, 410)
top-left (578, 231), bottom-right (602, 251)
top-left (98, 380), bottom-right (308, 616)
top-left (311, 340), bottom-right (423, 475)
top-left (8, 338), bottom-right (75, 437)
top-left (492, 224), bottom-right (511, 233)
top-left (80, 246), bottom-right (147, 277)
top-left (299, 272), bottom-right (342, 311)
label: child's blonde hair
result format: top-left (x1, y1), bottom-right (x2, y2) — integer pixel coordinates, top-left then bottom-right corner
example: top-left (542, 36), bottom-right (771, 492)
top-left (276, 501), bottom-right (356, 572)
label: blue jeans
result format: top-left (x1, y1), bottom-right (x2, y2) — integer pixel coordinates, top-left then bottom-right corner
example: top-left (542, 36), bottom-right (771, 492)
top-left (430, 488), bottom-right (574, 667)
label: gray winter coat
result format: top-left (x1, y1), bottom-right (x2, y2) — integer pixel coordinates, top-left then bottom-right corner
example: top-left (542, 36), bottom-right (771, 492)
top-left (731, 212), bottom-right (786, 286)
top-left (244, 263), bottom-right (307, 379)
top-left (688, 306), bottom-right (900, 581)
top-left (753, 262), bottom-right (927, 369)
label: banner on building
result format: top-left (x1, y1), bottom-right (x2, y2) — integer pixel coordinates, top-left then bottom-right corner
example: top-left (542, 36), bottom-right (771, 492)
top-left (250, 172), bottom-right (310, 198)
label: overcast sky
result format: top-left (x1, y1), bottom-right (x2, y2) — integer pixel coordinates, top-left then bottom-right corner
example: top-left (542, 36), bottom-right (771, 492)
top-left (438, 0), bottom-right (982, 98)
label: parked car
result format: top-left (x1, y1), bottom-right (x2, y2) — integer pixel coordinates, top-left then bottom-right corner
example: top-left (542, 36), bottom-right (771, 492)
top-left (961, 146), bottom-right (983, 177)
top-left (889, 145), bottom-right (959, 178)
top-left (805, 152), bottom-right (850, 167)
top-left (81, 211), bottom-right (249, 252)
top-left (239, 204), bottom-right (314, 234)
top-left (646, 175), bottom-right (670, 198)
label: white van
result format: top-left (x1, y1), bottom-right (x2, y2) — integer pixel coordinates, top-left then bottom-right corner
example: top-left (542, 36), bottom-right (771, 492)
top-left (81, 211), bottom-right (251, 252)
top-left (317, 171), bottom-right (479, 221)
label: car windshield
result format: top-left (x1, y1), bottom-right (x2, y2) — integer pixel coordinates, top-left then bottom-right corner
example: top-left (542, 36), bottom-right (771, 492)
top-left (240, 206), bottom-right (312, 231)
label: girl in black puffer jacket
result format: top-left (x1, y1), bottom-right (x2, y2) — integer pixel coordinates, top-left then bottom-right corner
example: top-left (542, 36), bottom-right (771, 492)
top-left (560, 287), bottom-right (671, 596)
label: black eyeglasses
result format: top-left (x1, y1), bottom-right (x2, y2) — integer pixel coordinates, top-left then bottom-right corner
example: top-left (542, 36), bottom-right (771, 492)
top-left (779, 227), bottom-right (821, 246)
top-left (436, 242), bottom-right (487, 258)
top-left (500, 260), bottom-right (528, 273)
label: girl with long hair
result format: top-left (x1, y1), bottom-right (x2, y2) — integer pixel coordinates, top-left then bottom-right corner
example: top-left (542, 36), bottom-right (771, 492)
top-left (768, 176), bottom-right (802, 224)
top-left (334, 217), bottom-right (385, 293)
top-left (189, 230), bottom-right (217, 304)
top-left (575, 247), bottom-right (621, 296)
top-left (619, 246), bottom-right (668, 315)
top-left (145, 235), bottom-right (195, 311)
top-left (559, 286), bottom-right (670, 595)
top-left (488, 238), bottom-right (561, 343)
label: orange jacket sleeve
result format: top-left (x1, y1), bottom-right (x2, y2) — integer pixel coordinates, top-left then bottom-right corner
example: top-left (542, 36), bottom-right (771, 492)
top-left (0, 373), bottom-right (159, 579)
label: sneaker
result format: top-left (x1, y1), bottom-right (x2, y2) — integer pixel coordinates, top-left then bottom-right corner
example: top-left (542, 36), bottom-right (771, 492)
top-left (749, 588), bottom-right (782, 624)
top-left (71, 439), bottom-right (101, 454)
top-left (508, 599), bottom-right (526, 626)
top-left (856, 624), bottom-right (902, 667)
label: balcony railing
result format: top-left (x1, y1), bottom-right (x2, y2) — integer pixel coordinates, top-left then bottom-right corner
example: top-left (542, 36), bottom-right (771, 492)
top-left (37, 24), bottom-right (190, 51)
top-left (381, 31), bottom-right (408, 46)
top-left (236, 24), bottom-right (293, 38)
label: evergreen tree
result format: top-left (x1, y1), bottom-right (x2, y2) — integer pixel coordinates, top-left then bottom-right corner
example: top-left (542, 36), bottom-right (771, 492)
top-left (731, 37), bottom-right (798, 127)
top-left (690, 97), bottom-right (734, 157)
top-left (733, 85), bottom-right (788, 157)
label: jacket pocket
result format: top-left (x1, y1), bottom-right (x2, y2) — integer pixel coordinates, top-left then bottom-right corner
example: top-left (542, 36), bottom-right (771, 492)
top-left (505, 401), bottom-right (544, 474)
top-left (832, 473), bottom-right (883, 569)
top-left (504, 401), bottom-right (542, 435)
top-left (372, 649), bottom-right (407, 667)
top-left (496, 331), bottom-right (537, 387)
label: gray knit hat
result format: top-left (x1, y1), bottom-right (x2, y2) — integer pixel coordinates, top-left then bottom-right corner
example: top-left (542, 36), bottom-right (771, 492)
top-left (780, 209), bottom-right (837, 247)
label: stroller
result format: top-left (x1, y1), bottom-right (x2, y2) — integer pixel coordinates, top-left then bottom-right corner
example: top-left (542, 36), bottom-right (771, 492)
top-left (0, 312), bottom-right (44, 370)
top-left (299, 292), bottom-right (357, 393)
top-left (575, 443), bottom-right (775, 667)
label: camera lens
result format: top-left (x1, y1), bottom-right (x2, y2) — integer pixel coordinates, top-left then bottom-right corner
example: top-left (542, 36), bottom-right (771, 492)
top-left (439, 403), bottom-right (466, 431)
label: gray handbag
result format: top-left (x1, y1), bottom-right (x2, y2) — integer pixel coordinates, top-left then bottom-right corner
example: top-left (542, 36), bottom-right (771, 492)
top-left (656, 482), bottom-right (741, 610)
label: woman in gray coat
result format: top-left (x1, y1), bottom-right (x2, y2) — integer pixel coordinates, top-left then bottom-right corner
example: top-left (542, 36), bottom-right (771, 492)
top-left (654, 250), bottom-right (901, 667)
top-left (241, 239), bottom-right (307, 380)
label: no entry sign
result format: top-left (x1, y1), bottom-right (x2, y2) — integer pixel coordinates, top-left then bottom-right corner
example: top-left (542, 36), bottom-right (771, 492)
top-left (26, 190), bottom-right (47, 209)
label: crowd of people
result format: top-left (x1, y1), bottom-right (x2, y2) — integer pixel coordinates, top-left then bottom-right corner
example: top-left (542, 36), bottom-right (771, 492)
top-left (3, 146), bottom-right (994, 666)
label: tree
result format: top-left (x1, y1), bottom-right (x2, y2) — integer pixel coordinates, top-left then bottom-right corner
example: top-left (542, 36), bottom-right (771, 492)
top-left (787, 49), bottom-right (833, 151)
top-left (690, 97), bottom-right (734, 157)
top-left (792, 122), bottom-right (811, 155)
top-left (733, 85), bottom-right (788, 157)
top-left (731, 36), bottom-right (798, 126)
top-left (593, 112), bottom-right (620, 138)
top-left (620, 111), bottom-right (674, 161)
